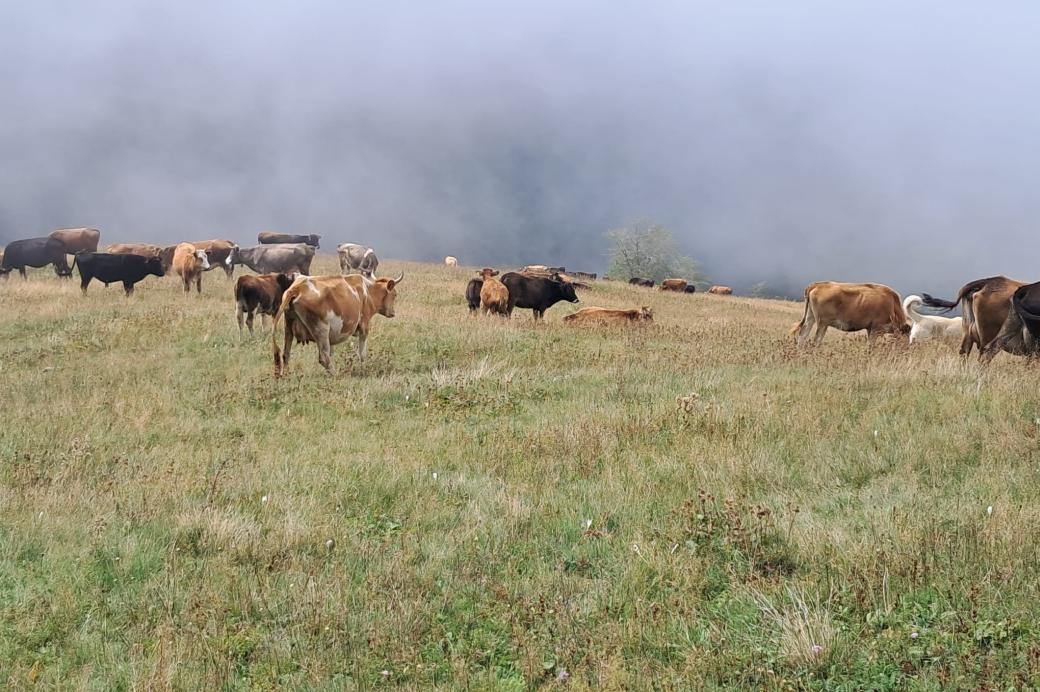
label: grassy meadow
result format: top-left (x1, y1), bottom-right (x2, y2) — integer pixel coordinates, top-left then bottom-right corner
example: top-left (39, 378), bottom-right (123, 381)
top-left (2, 255), bottom-right (1040, 689)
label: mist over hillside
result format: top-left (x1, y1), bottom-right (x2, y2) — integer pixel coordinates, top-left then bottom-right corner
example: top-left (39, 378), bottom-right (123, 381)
top-left (3, 2), bottom-right (1040, 297)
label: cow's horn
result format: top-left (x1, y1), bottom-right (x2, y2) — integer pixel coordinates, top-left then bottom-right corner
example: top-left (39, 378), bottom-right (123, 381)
top-left (393, 272), bottom-right (404, 284)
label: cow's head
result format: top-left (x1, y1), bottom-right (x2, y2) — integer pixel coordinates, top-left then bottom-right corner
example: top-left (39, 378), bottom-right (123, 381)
top-left (310, 234), bottom-right (321, 249)
top-left (146, 256), bottom-right (165, 277)
top-left (195, 249), bottom-right (211, 269)
top-left (550, 273), bottom-right (579, 303)
top-left (225, 245), bottom-right (241, 267)
top-left (479, 267), bottom-right (498, 278)
top-left (375, 272), bottom-right (404, 318)
top-left (640, 306), bottom-right (653, 320)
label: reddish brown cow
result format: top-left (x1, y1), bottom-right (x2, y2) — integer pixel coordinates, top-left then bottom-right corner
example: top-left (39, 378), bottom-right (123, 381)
top-left (563, 306), bottom-right (653, 325)
top-left (921, 276), bottom-right (1028, 357)
top-left (479, 268), bottom-right (509, 316)
top-left (659, 278), bottom-right (688, 292)
top-left (235, 273), bottom-right (295, 335)
top-left (708, 285), bottom-right (733, 295)
top-left (172, 243), bottom-right (211, 293)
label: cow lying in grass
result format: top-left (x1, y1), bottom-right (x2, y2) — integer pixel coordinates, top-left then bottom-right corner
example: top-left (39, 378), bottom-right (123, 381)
top-left (902, 294), bottom-right (963, 344)
top-left (564, 306), bottom-right (653, 325)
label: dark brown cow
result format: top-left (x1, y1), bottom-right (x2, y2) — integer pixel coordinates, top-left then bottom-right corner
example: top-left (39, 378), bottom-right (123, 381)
top-left (235, 273), bottom-right (295, 334)
top-left (792, 281), bottom-right (908, 346)
top-left (922, 276), bottom-right (1028, 357)
top-left (980, 281), bottom-right (1040, 362)
top-left (49, 228), bottom-right (101, 254)
top-left (189, 239), bottom-right (236, 278)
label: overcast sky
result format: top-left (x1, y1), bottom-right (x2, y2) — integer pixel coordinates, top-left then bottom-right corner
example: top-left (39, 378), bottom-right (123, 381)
top-left (2, 1), bottom-right (1038, 295)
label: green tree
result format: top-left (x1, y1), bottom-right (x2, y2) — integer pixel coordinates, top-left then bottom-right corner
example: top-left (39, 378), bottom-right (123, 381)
top-left (605, 222), bottom-right (707, 284)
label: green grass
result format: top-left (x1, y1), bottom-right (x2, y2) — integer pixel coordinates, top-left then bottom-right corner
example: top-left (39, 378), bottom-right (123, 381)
top-left (2, 258), bottom-right (1040, 689)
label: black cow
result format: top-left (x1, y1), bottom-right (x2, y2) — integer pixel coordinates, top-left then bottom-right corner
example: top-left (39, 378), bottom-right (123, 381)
top-left (982, 281), bottom-right (1040, 362)
top-left (1, 237), bottom-right (72, 278)
top-left (500, 272), bottom-right (579, 319)
top-left (684, 285), bottom-right (697, 293)
top-left (258, 232), bottom-right (320, 248)
top-left (629, 277), bottom-right (655, 288)
top-left (75, 252), bottom-right (165, 295)
top-left (466, 278), bottom-right (483, 312)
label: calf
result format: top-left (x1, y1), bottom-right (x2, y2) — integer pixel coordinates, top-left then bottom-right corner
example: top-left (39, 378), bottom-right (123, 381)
top-left (235, 273), bottom-right (295, 334)
top-left (563, 306), bottom-right (653, 325)
top-left (172, 243), bottom-right (211, 293)
top-left (75, 252), bottom-right (165, 295)
top-left (660, 278), bottom-right (688, 292)
top-left (479, 268), bottom-right (509, 316)
top-left (903, 295), bottom-right (963, 345)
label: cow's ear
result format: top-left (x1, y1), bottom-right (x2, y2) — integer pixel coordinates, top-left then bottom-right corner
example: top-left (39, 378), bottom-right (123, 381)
top-left (385, 279), bottom-right (396, 290)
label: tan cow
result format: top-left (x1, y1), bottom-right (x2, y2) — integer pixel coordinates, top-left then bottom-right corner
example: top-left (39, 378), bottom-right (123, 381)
top-left (479, 268), bottom-right (509, 315)
top-left (106, 243), bottom-right (164, 258)
top-left (921, 276), bottom-right (1028, 357)
top-left (792, 281), bottom-right (908, 346)
top-left (272, 273), bottom-right (402, 377)
top-left (172, 243), bottom-right (211, 293)
top-left (659, 278), bottom-right (688, 292)
top-left (49, 228), bottom-right (101, 254)
top-left (445, 256), bottom-right (458, 267)
top-left (708, 285), bottom-right (733, 295)
top-left (563, 306), bottom-right (653, 325)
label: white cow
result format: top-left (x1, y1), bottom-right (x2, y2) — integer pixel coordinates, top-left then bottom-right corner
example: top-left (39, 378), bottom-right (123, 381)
top-left (444, 256), bottom-right (458, 267)
top-left (904, 294), bottom-right (964, 344)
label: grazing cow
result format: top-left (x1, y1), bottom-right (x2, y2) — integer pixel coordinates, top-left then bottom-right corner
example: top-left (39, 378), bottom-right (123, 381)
top-left (445, 256), bottom-right (458, 267)
top-left (563, 306), bottom-right (653, 325)
top-left (980, 282), bottom-right (1040, 362)
top-left (172, 243), bottom-right (211, 293)
top-left (708, 285), bottom-right (733, 295)
top-left (226, 244), bottom-right (315, 274)
top-left (903, 295), bottom-right (963, 345)
top-left (466, 278), bottom-right (483, 312)
top-left (74, 252), bottom-right (165, 295)
top-left (792, 281), bottom-right (908, 346)
top-left (234, 273), bottom-right (295, 335)
top-left (272, 273), bottom-right (403, 377)
top-left (478, 268), bottom-right (509, 316)
top-left (106, 243), bottom-right (164, 258)
top-left (684, 285), bottom-right (697, 293)
top-left (49, 228), bottom-right (101, 254)
top-left (0, 237), bottom-right (72, 278)
top-left (500, 271), bottom-right (579, 319)
top-left (258, 231), bottom-right (321, 248)
top-left (629, 277), bottom-right (655, 288)
top-left (337, 243), bottom-right (379, 277)
top-left (188, 239), bottom-right (236, 278)
top-left (922, 276), bottom-right (1028, 357)
top-left (660, 278), bottom-right (688, 292)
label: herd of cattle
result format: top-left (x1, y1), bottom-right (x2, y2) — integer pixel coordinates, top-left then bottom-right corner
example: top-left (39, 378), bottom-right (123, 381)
top-left (2, 227), bottom-right (1040, 371)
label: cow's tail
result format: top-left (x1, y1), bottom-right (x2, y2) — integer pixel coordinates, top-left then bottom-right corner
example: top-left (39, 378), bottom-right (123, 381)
top-left (902, 294), bottom-right (925, 323)
top-left (271, 285), bottom-right (298, 376)
top-left (921, 277), bottom-right (994, 313)
top-left (790, 285), bottom-right (813, 336)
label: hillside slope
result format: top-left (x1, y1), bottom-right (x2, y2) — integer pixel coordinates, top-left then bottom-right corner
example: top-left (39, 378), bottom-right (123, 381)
top-left (1, 258), bottom-right (1038, 688)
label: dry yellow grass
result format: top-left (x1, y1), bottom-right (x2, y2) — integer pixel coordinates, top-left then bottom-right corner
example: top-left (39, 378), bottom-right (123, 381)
top-left (1, 256), bottom-right (1039, 688)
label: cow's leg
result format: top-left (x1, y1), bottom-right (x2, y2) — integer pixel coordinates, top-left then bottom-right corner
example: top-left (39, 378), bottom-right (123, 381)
top-left (236, 306), bottom-right (245, 333)
top-left (312, 323), bottom-right (333, 374)
top-left (80, 277), bottom-right (90, 294)
top-left (19, 268), bottom-right (27, 280)
top-left (182, 277), bottom-right (190, 293)
top-left (246, 310), bottom-right (256, 335)
top-left (195, 276), bottom-right (202, 293)
top-left (223, 264), bottom-right (234, 279)
top-left (812, 322), bottom-right (828, 346)
top-left (123, 281), bottom-right (134, 297)
top-left (280, 319), bottom-right (295, 373)
top-left (357, 329), bottom-right (369, 362)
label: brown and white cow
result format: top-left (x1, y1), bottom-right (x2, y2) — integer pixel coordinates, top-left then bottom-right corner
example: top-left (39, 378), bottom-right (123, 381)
top-left (478, 268), bottom-right (509, 315)
top-left (921, 276), bottom-right (1028, 358)
top-left (563, 306), bottom-right (653, 325)
top-left (272, 273), bottom-right (402, 377)
top-left (49, 228), bottom-right (101, 254)
top-left (188, 239), bottom-right (236, 278)
top-left (659, 278), bottom-right (688, 292)
top-left (792, 281), bottom-right (908, 346)
top-left (235, 273), bottom-right (295, 334)
top-left (172, 243), bottom-right (211, 293)
top-left (707, 285), bottom-right (733, 295)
